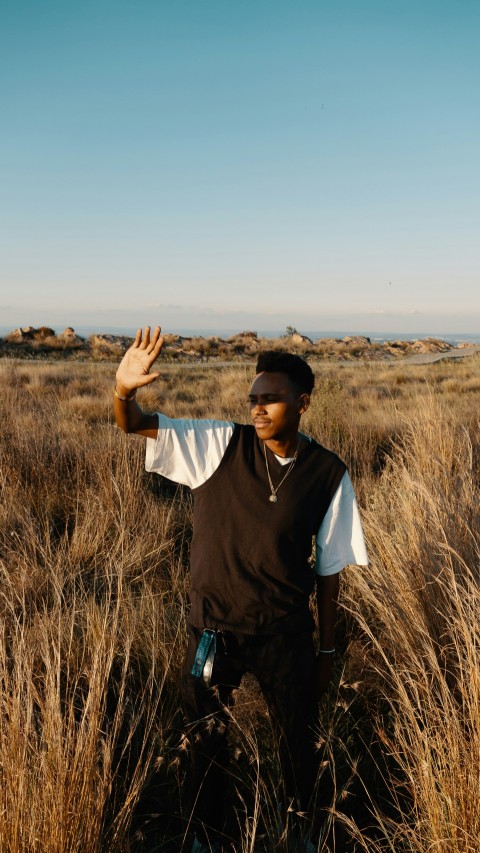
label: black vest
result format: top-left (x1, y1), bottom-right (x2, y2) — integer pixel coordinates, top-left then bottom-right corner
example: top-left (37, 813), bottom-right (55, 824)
top-left (189, 424), bottom-right (346, 634)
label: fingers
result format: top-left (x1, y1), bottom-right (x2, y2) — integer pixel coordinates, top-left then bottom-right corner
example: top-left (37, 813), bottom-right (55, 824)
top-left (139, 326), bottom-right (151, 349)
top-left (146, 340), bottom-right (164, 371)
top-left (132, 325), bottom-right (162, 354)
top-left (138, 325), bottom-right (163, 350)
top-left (147, 325), bottom-right (162, 354)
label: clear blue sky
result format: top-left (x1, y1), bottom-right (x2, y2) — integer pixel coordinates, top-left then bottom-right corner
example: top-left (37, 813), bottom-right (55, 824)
top-left (1, 0), bottom-right (479, 335)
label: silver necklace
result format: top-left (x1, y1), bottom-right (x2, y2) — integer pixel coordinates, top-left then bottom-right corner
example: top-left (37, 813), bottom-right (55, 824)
top-left (263, 439), bottom-right (300, 502)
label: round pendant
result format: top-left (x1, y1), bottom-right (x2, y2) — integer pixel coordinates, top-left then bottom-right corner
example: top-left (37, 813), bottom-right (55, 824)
top-left (269, 494), bottom-right (278, 502)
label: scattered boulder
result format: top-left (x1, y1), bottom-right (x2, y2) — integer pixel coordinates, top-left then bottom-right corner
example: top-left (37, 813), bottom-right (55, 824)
top-left (382, 340), bottom-right (409, 357)
top-left (58, 327), bottom-right (84, 345)
top-left (385, 340), bottom-right (408, 349)
top-left (411, 338), bottom-right (452, 354)
top-left (290, 332), bottom-right (313, 345)
top-left (6, 326), bottom-right (38, 342)
top-left (343, 336), bottom-right (371, 346)
top-left (35, 326), bottom-right (56, 340)
top-left (89, 334), bottom-right (133, 355)
top-left (227, 332), bottom-right (260, 353)
top-left (313, 337), bottom-right (343, 347)
top-left (384, 346), bottom-right (407, 357)
top-left (162, 333), bottom-right (184, 346)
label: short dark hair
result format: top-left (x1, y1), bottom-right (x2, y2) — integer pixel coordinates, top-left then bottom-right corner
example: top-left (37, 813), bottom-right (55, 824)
top-left (255, 350), bottom-right (315, 395)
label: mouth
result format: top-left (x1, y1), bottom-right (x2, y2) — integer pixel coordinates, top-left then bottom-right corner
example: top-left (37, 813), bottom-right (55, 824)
top-left (254, 419), bottom-right (271, 428)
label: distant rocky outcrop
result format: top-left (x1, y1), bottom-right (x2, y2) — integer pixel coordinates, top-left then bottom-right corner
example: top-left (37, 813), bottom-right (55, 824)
top-left (1, 326), bottom-right (478, 363)
top-left (226, 331), bottom-right (261, 355)
top-left (7, 325), bottom-right (56, 342)
top-left (237, 331), bottom-right (258, 339)
top-left (88, 333), bottom-right (133, 355)
top-left (4, 325), bottom-right (85, 352)
top-left (410, 338), bottom-right (451, 354)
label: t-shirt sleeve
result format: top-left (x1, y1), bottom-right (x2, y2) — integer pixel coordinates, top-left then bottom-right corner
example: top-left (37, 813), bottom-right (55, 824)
top-left (145, 415), bottom-right (235, 489)
top-left (315, 471), bottom-right (369, 576)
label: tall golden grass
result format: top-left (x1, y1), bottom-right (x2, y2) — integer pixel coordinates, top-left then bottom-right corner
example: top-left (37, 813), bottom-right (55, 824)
top-left (0, 355), bottom-right (479, 851)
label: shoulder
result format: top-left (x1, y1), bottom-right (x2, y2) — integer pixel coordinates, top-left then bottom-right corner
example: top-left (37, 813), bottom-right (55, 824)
top-left (146, 416), bottom-right (236, 488)
top-left (157, 414), bottom-right (234, 434)
top-left (305, 437), bottom-right (346, 472)
top-left (233, 423), bottom-right (255, 437)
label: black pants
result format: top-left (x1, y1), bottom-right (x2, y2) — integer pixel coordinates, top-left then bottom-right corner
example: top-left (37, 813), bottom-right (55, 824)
top-left (181, 624), bottom-right (319, 842)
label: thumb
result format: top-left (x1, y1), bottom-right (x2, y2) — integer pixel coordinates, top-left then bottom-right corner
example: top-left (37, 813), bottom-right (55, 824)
top-left (143, 372), bottom-right (160, 384)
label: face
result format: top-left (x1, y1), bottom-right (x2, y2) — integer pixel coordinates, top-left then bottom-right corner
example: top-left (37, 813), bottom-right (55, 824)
top-left (248, 371), bottom-right (310, 443)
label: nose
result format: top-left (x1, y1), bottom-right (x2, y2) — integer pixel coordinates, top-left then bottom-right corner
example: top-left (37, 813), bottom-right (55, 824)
top-left (252, 399), bottom-right (267, 414)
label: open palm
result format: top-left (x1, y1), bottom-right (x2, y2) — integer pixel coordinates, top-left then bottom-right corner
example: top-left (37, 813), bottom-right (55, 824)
top-left (115, 326), bottom-right (164, 392)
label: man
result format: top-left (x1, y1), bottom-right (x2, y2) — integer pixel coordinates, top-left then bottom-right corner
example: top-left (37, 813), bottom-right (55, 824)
top-left (114, 326), bottom-right (368, 852)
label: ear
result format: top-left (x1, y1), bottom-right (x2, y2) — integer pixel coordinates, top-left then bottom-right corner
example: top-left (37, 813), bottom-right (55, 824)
top-left (298, 393), bottom-right (310, 414)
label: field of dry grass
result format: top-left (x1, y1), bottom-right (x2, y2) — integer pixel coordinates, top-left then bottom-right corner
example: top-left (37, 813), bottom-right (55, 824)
top-left (0, 354), bottom-right (479, 851)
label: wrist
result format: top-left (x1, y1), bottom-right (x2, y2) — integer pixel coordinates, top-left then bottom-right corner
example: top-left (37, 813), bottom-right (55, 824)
top-left (114, 385), bottom-right (137, 402)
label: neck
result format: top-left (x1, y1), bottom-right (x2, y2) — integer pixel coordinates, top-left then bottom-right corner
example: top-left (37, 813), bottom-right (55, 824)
top-left (264, 435), bottom-right (299, 458)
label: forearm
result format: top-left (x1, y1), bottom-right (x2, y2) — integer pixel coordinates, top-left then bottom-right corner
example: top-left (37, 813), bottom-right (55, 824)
top-left (113, 383), bottom-right (157, 438)
top-left (113, 386), bottom-right (151, 434)
top-left (315, 572), bottom-right (340, 650)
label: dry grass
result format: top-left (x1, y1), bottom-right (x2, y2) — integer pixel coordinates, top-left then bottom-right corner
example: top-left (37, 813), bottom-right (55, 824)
top-left (0, 354), bottom-right (479, 851)
top-left (338, 393), bottom-right (480, 851)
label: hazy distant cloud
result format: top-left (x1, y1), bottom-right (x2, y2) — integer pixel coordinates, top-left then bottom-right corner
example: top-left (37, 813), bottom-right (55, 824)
top-left (146, 303), bottom-right (189, 311)
top-left (146, 303), bottom-right (224, 318)
top-left (373, 307), bottom-right (422, 317)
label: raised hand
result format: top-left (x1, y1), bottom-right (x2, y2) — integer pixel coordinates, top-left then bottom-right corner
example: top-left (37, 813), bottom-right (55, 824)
top-left (115, 326), bottom-right (164, 394)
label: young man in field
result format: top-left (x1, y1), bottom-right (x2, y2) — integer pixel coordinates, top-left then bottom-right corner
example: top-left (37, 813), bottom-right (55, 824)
top-left (114, 326), bottom-right (368, 852)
